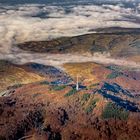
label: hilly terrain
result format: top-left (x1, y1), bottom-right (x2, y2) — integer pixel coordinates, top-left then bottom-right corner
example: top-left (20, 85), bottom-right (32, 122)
top-left (0, 59), bottom-right (140, 140)
top-left (0, 0), bottom-right (140, 138)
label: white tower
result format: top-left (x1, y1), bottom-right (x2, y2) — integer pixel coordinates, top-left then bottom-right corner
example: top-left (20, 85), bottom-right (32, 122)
top-left (76, 75), bottom-right (79, 91)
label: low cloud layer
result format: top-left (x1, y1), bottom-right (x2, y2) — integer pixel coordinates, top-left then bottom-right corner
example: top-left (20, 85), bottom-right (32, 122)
top-left (1, 51), bottom-right (140, 70)
top-left (0, 3), bottom-right (140, 68)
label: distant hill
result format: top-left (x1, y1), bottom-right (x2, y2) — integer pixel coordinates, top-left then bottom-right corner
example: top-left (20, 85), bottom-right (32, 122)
top-left (17, 31), bottom-right (140, 62)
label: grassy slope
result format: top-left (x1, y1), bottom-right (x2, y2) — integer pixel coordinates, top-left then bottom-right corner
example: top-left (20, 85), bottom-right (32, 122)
top-left (0, 61), bottom-right (45, 91)
top-left (63, 62), bottom-right (111, 85)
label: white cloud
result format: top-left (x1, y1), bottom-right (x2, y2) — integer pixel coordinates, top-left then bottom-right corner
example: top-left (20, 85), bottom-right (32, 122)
top-left (0, 4), bottom-right (139, 47)
top-left (0, 3), bottom-right (140, 68)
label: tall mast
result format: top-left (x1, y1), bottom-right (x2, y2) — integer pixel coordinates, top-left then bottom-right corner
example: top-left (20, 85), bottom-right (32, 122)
top-left (76, 75), bottom-right (79, 91)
